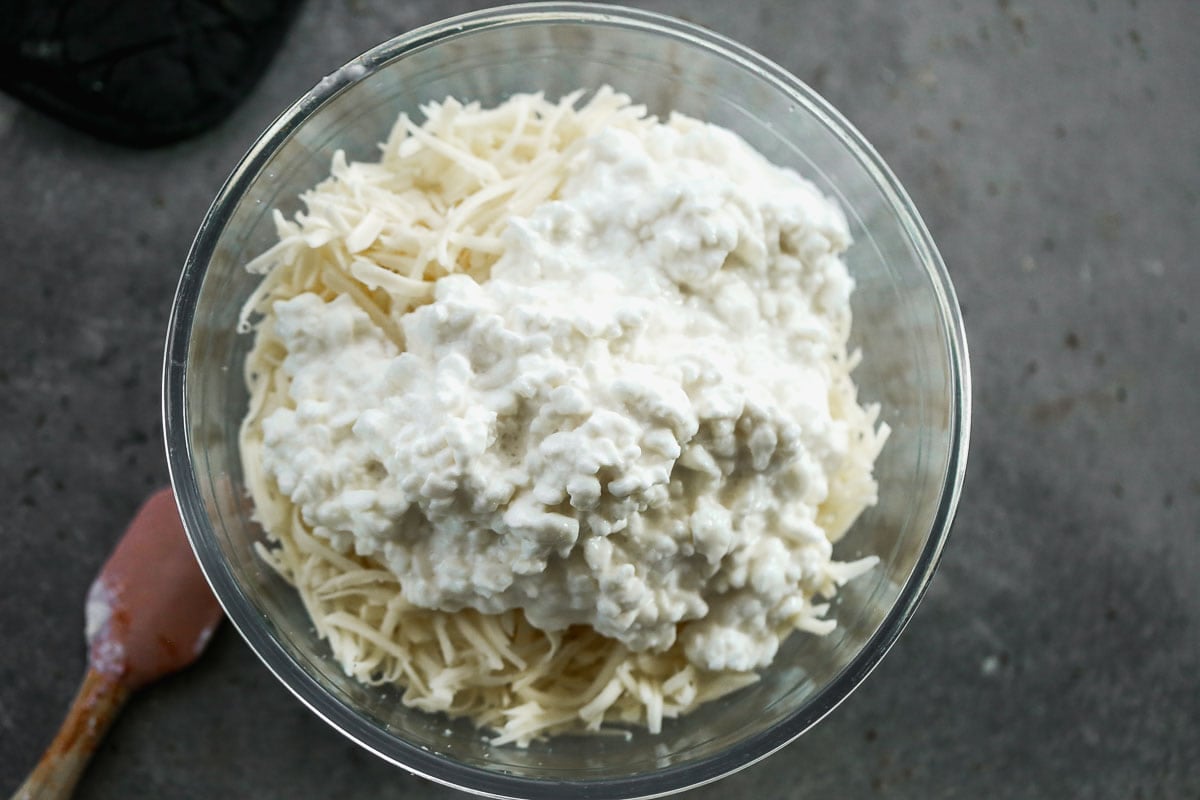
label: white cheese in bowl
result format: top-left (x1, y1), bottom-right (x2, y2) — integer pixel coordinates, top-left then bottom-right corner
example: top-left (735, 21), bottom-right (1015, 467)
top-left (258, 114), bottom-right (877, 674)
top-left (240, 89), bottom-right (889, 744)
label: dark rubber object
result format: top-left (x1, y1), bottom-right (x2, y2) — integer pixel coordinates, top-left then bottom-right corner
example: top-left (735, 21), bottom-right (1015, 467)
top-left (0, 0), bottom-right (305, 147)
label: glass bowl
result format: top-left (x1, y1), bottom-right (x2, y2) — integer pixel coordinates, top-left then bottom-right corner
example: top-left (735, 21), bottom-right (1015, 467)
top-left (163, 4), bottom-right (970, 798)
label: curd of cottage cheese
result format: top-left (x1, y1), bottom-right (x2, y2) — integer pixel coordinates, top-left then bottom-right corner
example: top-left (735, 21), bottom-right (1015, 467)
top-left (260, 118), bottom-right (864, 672)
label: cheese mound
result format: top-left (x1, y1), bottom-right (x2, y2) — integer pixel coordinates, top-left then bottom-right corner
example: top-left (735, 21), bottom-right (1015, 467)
top-left (240, 89), bottom-right (886, 744)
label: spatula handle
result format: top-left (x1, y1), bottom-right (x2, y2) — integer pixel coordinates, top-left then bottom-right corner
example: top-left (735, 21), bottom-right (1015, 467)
top-left (10, 668), bottom-right (130, 800)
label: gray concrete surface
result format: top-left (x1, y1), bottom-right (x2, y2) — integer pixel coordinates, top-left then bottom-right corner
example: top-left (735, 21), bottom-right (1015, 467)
top-left (1, 1), bottom-right (1197, 797)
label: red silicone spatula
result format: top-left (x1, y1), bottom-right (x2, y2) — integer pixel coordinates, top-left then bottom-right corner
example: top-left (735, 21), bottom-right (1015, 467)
top-left (11, 487), bottom-right (223, 800)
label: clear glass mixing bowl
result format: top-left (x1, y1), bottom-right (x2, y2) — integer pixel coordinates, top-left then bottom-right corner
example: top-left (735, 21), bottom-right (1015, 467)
top-left (163, 4), bottom-right (970, 798)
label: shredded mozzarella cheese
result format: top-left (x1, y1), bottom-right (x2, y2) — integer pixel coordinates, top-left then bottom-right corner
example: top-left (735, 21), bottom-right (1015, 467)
top-left (239, 88), bottom-right (887, 746)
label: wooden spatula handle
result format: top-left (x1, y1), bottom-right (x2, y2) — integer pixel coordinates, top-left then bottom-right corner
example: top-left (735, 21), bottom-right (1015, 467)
top-left (10, 667), bottom-right (130, 800)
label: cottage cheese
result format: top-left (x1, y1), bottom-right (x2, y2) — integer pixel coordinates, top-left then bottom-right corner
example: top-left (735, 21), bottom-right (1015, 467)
top-left (260, 118), bottom-right (864, 672)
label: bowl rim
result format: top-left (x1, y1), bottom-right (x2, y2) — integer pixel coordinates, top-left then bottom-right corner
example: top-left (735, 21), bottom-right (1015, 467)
top-left (162, 3), bottom-right (971, 798)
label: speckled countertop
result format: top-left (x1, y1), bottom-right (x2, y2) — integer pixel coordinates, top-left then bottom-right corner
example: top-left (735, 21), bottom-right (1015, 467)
top-left (1, 1), bottom-right (1196, 797)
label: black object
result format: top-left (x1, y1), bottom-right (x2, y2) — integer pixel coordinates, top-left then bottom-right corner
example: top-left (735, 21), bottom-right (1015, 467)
top-left (0, 0), bottom-right (304, 147)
